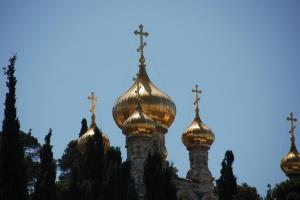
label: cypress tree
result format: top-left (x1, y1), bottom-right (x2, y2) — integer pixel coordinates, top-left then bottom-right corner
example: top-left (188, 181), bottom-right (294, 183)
top-left (264, 184), bottom-right (274, 200)
top-left (79, 118), bottom-right (88, 138)
top-left (81, 127), bottom-right (104, 200)
top-left (101, 147), bottom-right (137, 200)
top-left (58, 118), bottom-right (85, 181)
top-left (69, 165), bottom-right (81, 200)
top-left (272, 179), bottom-right (300, 200)
top-left (58, 140), bottom-right (80, 181)
top-left (0, 55), bottom-right (28, 200)
top-left (216, 150), bottom-right (237, 200)
top-left (144, 151), bottom-right (177, 200)
top-left (32, 129), bottom-right (57, 200)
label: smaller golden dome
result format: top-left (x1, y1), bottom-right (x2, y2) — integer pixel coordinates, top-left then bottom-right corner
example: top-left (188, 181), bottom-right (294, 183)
top-left (78, 127), bottom-right (110, 153)
top-left (280, 143), bottom-right (300, 178)
top-left (182, 116), bottom-right (215, 149)
top-left (182, 85), bottom-right (215, 149)
top-left (78, 92), bottom-right (110, 153)
top-left (122, 103), bottom-right (156, 136)
top-left (281, 112), bottom-right (300, 179)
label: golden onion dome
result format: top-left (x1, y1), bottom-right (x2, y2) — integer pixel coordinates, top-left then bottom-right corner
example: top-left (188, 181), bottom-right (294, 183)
top-left (78, 126), bottom-right (110, 153)
top-left (182, 85), bottom-right (215, 149)
top-left (182, 115), bottom-right (215, 149)
top-left (122, 104), bottom-right (156, 136)
top-left (280, 149), bottom-right (300, 178)
top-left (113, 58), bottom-right (176, 131)
top-left (280, 142), bottom-right (300, 178)
top-left (281, 112), bottom-right (300, 179)
top-left (78, 92), bottom-right (110, 153)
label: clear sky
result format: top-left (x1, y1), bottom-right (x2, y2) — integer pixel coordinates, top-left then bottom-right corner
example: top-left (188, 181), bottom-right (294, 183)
top-left (1, 0), bottom-right (300, 196)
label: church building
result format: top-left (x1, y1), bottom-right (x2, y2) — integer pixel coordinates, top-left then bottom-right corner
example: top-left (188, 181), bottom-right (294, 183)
top-left (79, 25), bottom-right (217, 200)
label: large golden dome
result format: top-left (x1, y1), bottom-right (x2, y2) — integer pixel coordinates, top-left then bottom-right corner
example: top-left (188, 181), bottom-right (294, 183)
top-left (122, 104), bottom-right (156, 136)
top-left (78, 126), bottom-right (110, 153)
top-left (182, 85), bottom-right (215, 149)
top-left (113, 58), bottom-right (176, 131)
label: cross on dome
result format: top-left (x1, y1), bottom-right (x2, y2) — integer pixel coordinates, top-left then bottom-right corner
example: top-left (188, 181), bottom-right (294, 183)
top-left (192, 84), bottom-right (202, 116)
top-left (287, 112), bottom-right (297, 139)
top-left (134, 24), bottom-right (149, 59)
top-left (88, 92), bottom-right (98, 126)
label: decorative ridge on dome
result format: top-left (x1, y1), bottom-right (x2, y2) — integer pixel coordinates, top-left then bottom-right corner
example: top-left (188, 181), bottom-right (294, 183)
top-left (122, 74), bottom-right (156, 136)
top-left (88, 92), bottom-right (98, 128)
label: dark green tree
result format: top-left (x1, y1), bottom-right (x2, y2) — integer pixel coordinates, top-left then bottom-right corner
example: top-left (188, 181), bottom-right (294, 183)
top-left (101, 147), bottom-right (137, 200)
top-left (216, 150), bottom-right (237, 200)
top-left (80, 127), bottom-right (104, 200)
top-left (0, 56), bottom-right (28, 200)
top-left (57, 119), bottom-right (86, 200)
top-left (58, 140), bottom-right (81, 181)
top-left (58, 118), bottom-right (87, 182)
top-left (144, 151), bottom-right (177, 200)
top-left (79, 118), bottom-right (88, 138)
top-left (32, 129), bottom-right (57, 200)
top-left (0, 129), bottom-right (41, 194)
top-left (21, 129), bottom-right (41, 194)
top-left (272, 179), bottom-right (300, 200)
top-left (233, 183), bottom-right (261, 200)
top-left (264, 184), bottom-right (274, 200)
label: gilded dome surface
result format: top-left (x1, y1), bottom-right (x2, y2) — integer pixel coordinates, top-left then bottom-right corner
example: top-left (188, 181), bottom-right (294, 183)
top-left (113, 63), bottom-right (176, 130)
top-left (78, 127), bottom-right (110, 153)
top-left (281, 112), bottom-right (300, 178)
top-left (280, 144), bottom-right (300, 178)
top-left (122, 105), bottom-right (156, 136)
top-left (182, 85), bottom-right (214, 149)
top-left (182, 116), bottom-right (215, 149)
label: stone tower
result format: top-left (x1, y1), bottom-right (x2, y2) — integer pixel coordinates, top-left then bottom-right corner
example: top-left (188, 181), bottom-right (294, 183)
top-left (112, 25), bottom-right (176, 198)
top-left (181, 84), bottom-right (217, 199)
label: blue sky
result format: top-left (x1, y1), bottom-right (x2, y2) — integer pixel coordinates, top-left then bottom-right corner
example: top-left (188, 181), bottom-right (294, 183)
top-left (1, 0), bottom-right (300, 196)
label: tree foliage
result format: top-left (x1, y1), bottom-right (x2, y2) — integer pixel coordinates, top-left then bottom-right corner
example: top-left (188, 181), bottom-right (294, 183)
top-left (0, 55), bottom-right (28, 200)
top-left (101, 147), bottom-right (138, 200)
top-left (32, 129), bottom-right (57, 200)
top-left (21, 129), bottom-right (41, 194)
top-left (272, 179), bottom-right (300, 200)
top-left (234, 183), bottom-right (261, 200)
top-left (79, 118), bottom-right (88, 138)
top-left (216, 150), bottom-right (238, 200)
top-left (57, 126), bottom-right (137, 200)
top-left (144, 151), bottom-right (177, 200)
top-left (58, 139), bottom-right (80, 181)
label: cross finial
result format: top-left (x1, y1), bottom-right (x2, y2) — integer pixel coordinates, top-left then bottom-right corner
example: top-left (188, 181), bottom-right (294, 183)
top-left (287, 112), bottom-right (297, 139)
top-left (133, 73), bottom-right (142, 104)
top-left (134, 24), bottom-right (149, 59)
top-left (192, 84), bottom-right (202, 116)
top-left (88, 92), bottom-right (98, 126)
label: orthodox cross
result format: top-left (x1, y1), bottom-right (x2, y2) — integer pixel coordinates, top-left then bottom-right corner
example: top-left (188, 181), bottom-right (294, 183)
top-left (134, 24), bottom-right (149, 58)
top-left (287, 112), bottom-right (297, 138)
top-left (192, 84), bottom-right (202, 114)
top-left (133, 74), bottom-right (142, 102)
top-left (88, 92), bottom-right (97, 116)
